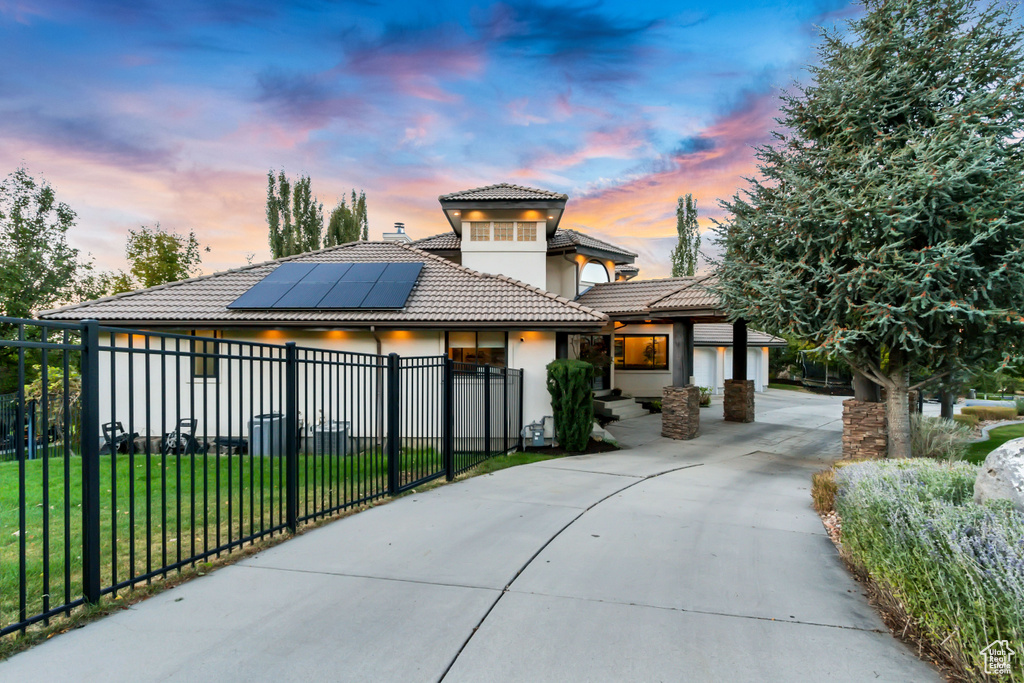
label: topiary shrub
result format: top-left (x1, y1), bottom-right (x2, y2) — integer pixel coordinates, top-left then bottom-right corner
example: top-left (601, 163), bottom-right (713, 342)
top-left (1016, 397), bottom-right (1024, 416)
top-left (546, 359), bottom-right (594, 452)
top-left (960, 406), bottom-right (1018, 421)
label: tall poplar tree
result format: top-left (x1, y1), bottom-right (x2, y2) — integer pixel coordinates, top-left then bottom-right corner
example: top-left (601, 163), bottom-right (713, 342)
top-left (267, 170), bottom-right (322, 258)
top-left (324, 190), bottom-right (369, 247)
top-left (716, 0), bottom-right (1024, 458)
top-left (671, 194), bottom-right (700, 277)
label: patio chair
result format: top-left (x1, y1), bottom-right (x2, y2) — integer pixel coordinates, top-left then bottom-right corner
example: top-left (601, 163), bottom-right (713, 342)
top-left (162, 418), bottom-right (202, 455)
top-left (102, 421), bottom-right (139, 454)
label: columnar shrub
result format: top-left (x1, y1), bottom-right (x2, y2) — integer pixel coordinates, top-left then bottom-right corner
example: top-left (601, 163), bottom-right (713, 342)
top-left (1016, 397), bottom-right (1024, 416)
top-left (546, 359), bottom-right (594, 452)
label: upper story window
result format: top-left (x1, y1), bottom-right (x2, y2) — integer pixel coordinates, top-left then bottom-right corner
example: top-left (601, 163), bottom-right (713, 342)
top-left (493, 222), bottom-right (513, 241)
top-left (517, 223), bottom-right (537, 241)
top-left (581, 260), bottom-right (610, 284)
top-left (470, 222), bottom-right (490, 241)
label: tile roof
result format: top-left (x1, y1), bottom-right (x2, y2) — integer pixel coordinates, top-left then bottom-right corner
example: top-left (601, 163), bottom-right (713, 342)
top-left (615, 264), bottom-right (639, 275)
top-left (40, 242), bottom-right (608, 327)
top-left (412, 228), bottom-right (636, 260)
top-left (439, 183), bottom-right (568, 201)
top-left (693, 323), bottom-right (787, 347)
top-left (575, 274), bottom-right (723, 315)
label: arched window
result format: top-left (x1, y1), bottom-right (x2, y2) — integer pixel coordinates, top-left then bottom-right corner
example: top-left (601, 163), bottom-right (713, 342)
top-left (580, 260), bottom-right (610, 284)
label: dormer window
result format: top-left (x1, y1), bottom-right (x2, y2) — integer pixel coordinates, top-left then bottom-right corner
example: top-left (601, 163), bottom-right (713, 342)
top-left (494, 222), bottom-right (513, 241)
top-left (517, 223), bottom-right (537, 241)
top-left (470, 222), bottom-right (490, 241)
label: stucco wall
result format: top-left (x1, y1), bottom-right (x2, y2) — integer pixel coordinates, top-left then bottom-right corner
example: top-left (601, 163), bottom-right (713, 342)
top-left (96, 327), bottom-right (557, 446)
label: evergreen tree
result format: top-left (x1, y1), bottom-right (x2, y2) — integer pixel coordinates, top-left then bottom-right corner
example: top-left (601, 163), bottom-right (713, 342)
top-left (671, 194), bottom-right (700, 277)
top-left (715, 0), bottom-right (1024, 457)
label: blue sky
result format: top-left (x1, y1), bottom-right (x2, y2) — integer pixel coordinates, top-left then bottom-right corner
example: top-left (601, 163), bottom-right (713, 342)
top-left (0, 0), bottom-right (862, 278)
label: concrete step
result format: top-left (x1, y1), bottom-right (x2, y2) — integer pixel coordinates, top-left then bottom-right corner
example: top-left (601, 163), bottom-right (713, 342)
top-left (593, 398), bottom-right (650, 420)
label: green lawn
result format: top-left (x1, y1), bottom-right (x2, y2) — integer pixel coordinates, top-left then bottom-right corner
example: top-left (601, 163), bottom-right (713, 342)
top-left (767, 383), bottom-right (809, 392)
top-left (965, 423), bottom-right (1024, 464)
top-left (0, 445), bottom-right (459, 634)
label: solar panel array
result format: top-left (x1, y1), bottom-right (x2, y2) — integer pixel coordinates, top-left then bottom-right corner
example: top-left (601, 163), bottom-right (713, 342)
top-left (228, 262), bottom-right (424, 310)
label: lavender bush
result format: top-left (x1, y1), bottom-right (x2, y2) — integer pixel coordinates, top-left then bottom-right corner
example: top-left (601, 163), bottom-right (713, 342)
top-left (837, 460), bottom-right (1024, 680)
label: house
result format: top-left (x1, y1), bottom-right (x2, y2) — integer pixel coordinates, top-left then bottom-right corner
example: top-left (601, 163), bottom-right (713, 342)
top-left (39, 183), bottom-right (783, 439)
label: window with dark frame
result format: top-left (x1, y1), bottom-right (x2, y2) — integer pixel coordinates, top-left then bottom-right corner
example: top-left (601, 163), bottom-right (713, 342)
top-left (446, 330), bottom-right (507, 367)
top-left (614, 335), bottom-right (669, 370)
top-left (191, 330), bottom-right (221, 379)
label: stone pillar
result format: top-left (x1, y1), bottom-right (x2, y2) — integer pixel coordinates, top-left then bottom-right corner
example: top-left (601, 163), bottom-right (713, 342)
top-left (662, 385), bottom-right (700, 439)
top-left (842, 399), bottom-right (887, 459)
top-left (724, 379), bottom-right (755, 423)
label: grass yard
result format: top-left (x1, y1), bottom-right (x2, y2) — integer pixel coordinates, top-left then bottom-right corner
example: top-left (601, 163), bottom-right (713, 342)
top-left (767, 383), bottom-right (809, 392)
top-left (965, 423), bottom-right (1024, 464)
top-left (0, 445), bottom-right (457, 634)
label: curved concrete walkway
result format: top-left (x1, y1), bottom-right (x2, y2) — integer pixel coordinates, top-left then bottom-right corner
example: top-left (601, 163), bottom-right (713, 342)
top-left (0, 390), bottom-right (940, 682)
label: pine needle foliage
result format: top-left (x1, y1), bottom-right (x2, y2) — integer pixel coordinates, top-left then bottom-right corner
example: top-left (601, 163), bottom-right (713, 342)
top-left (715, 0), bottom-right (1024, 457)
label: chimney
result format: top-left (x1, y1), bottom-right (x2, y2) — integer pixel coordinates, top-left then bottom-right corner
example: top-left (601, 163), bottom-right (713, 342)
top-left (382, 221), bottom-right (412, 244)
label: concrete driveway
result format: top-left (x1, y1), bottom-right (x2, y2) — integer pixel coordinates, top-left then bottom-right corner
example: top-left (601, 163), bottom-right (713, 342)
top-left (0, 389), bottom-right (940, 682)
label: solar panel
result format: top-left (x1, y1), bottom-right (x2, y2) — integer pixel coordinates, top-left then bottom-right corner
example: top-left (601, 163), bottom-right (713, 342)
top-left (228, 261), bottom-right (424, 310)
top-left (317, 281), bottom-right (375, 308)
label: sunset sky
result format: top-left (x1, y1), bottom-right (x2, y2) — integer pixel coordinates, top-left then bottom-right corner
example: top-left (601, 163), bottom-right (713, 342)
top-left (0, 0), bottom-right (862, 279)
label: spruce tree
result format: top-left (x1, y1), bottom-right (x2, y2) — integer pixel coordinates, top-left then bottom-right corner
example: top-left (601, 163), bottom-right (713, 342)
top-left (716, 0), bottom-right (1024, 458)
top-left (671, 194), bottom-right (700, 277)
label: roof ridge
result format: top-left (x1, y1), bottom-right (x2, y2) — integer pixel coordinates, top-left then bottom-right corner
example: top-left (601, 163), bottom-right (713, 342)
top-left (439, 182), bottom-right (568, 201)
top-left (645, 273), bottom-right (715, 308)
top-left (393, 242), bottom-right (608, 322)
top-left (38, 241), bottom-right (385, 317)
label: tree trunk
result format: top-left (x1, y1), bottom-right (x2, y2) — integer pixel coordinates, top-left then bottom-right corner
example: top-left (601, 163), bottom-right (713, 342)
top-left (852, 370), bottom-right (881, 402)
top-left (940, 390), bottom-right (954, 419)
top-left (885, 350), bottom-right (912, 458)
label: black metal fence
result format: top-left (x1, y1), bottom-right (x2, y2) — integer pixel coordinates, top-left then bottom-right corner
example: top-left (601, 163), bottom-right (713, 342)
top-left (0, 317), bottom-right (523, 638)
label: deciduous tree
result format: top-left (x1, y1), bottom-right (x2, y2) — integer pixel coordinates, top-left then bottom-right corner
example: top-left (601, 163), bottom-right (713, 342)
top-left (671, 193), bottom-right (700, 277)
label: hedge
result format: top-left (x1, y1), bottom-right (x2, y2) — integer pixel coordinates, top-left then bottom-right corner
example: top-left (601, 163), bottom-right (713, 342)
top-left (960, 405), bottom-right (1018, 421)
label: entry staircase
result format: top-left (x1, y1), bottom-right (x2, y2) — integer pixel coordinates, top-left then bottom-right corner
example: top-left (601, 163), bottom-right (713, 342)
top-left (592, 390), bottom-right (650, 421)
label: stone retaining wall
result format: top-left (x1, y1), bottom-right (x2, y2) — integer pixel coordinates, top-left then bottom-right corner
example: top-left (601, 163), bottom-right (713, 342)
top-left (662, 385), bottom-right (700, 440)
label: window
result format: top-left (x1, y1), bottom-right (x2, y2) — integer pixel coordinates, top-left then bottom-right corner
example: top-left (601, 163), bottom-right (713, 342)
top-left (493, 221), bottom-right (513, 241)
top-left (447, 331), bottom-right (507, 367)
top-left (516, 222), bottom-right (537, 241)
top-left (614, 335), bottom-right (668, 370)
top-left (470, 222), bottom-right (490, 241)
top-left (581, 260), bottom-right (610, 284)
top-left (191, 330), bottom-right (221, 378)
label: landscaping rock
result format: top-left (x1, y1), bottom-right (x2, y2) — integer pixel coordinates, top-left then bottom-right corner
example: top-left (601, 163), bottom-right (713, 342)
top-left (974, 438), bottom-right (1024, 512)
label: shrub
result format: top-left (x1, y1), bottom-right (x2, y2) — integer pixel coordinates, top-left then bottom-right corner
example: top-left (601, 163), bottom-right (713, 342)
top-left (1017, 397), bottom-right (1024, 416)
top-left (698, 386), bottom-right (712, 407)
top-left (836, 460), bottom-right (1024, 680)
top-left (952, 413), bottom-right (979, 428)
top-left (909, 414), bottom-right (972, 461)
top-left (960, 405), bottom-right (1018, 421)
top-left (546, 359), bottom-right (594, 452)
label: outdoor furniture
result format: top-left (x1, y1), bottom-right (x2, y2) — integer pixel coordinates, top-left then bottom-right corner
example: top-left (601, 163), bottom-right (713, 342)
top-left (161, 418), bottom-right (201, 455)
top-left (102, 421), bottom-right (139, 454)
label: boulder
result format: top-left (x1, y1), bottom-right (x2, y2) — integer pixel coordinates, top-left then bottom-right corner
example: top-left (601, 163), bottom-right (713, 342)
top-left (974, 437), bottom-right (1024, 511)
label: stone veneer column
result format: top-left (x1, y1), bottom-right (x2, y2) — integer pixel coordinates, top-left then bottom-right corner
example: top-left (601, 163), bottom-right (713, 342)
top-left (842, 399), bottom-right (887, 459)
top-left (662, 385), bottom-right (700, 440)
top-left (723, 379), bottom-right (755, 423)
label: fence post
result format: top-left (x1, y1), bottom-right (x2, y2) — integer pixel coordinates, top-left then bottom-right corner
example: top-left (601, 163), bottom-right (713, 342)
top-left (518, 369), bottom-right (525, 451)
top-left (483, 365), bottom-right (491, 456)
top-left (285, 342), bottom-right (299, 532)
top-left (387, 353), bottom-right (400, 495)
top-left (443, 357), bottom-right (454, 481)
top-left (80, 320), bottom-right (101, 604)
